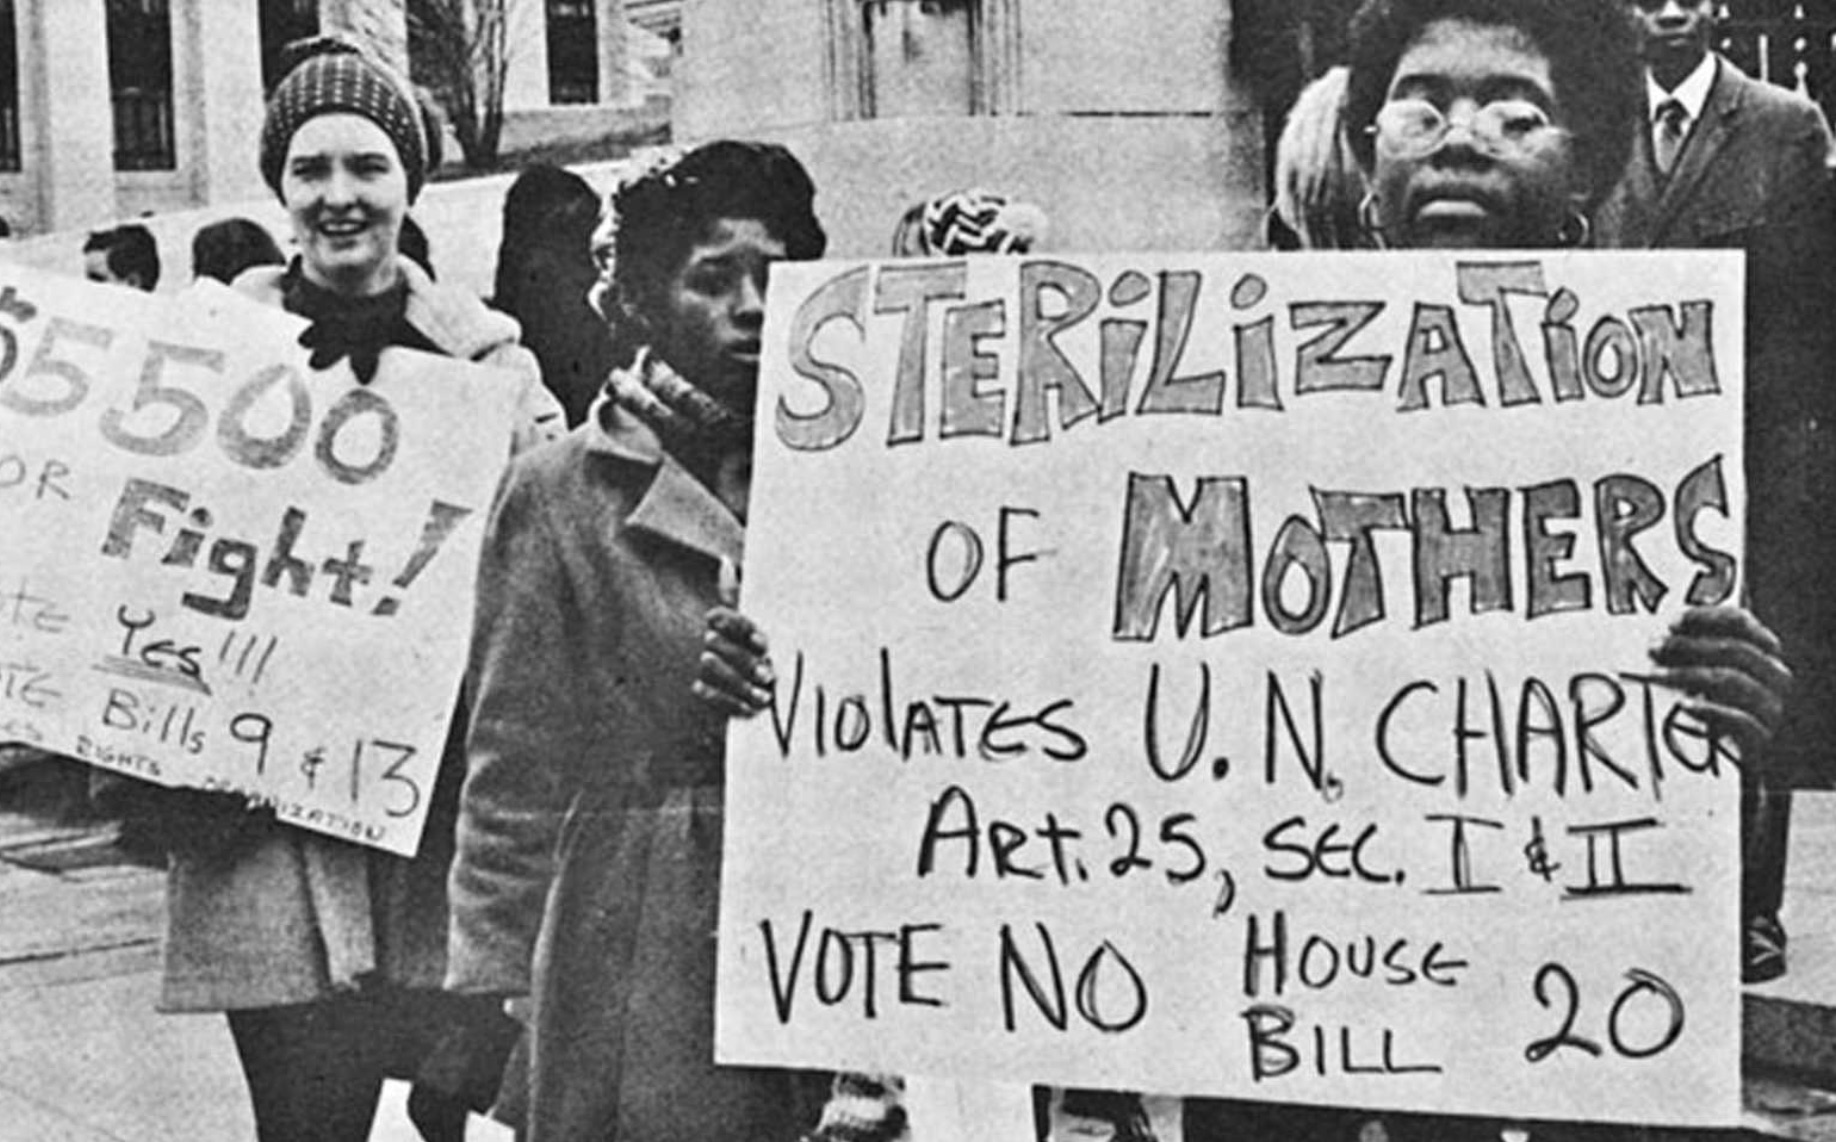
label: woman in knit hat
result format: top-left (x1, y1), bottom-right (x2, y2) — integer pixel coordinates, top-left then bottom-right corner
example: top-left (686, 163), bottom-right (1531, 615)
top-left (107, 35), bottom-right (563, 1142)
top-left (447, 139), bottom-right (830, 1142)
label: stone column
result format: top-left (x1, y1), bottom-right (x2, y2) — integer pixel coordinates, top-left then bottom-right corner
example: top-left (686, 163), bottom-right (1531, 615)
top-left (31, 0), bottom-right (116, 229)
top-left (185, 0), bottom-right (268, 205)
top-left (597, 0), bottom-right (630, 107)
top-left (501, 0), bottom-right (549, 112)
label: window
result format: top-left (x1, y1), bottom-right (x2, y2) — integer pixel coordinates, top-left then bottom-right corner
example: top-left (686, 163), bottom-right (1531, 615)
top-left (828, 0), bottom-right (1015, 119)
top-left (863, 0), bottom-right (976, 116)
top-left (548, 0), bottom-right (598, 104)
top-left (106, 0), bottom-right (175, 171)
top-left (259, 0), bottom-right (320, 94)
top-left (0, 0), bottom-right (18, 172)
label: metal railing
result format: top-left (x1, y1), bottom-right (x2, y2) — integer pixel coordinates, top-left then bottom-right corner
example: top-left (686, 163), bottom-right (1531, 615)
top-left (1719, 1), bottom-right (1836, 125)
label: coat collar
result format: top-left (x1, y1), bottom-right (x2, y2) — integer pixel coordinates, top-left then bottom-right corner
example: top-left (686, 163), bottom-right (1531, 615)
top-left (585, 391), bottom-right (744, 568)
top-left (232, 257), bottom-right (521, 363)
top-left (1646, 52), bottom-right (1716, 125)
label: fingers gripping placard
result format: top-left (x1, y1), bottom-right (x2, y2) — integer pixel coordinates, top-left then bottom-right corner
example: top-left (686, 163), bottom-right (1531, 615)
top-left (717, 251), bottom-right (1746, 1125)
top-left (0, 268), bottom-right (517, 855)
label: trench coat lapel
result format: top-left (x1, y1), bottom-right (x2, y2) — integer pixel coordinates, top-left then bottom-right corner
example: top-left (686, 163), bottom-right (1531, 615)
top-left (589, 400), bottom-right (745, 569)
top-left (627, 456), bottom-right (745, 567)
top-left (1652, 60), bottom-right (1742, 242)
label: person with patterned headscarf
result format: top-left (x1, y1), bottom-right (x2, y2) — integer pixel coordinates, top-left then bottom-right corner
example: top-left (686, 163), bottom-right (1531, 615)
top-left (93, 34), bottom-right (562, 1142)
top-left (447, 140), bottom-right (831, 1142)
top-left (889, 187), bottom-right (1050, 256)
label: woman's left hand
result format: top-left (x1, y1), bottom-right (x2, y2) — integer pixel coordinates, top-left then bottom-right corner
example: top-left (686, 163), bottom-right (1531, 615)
top-left (1648, 605), bottom-right (1793, 761)
top-left (692, 605), bottom-right (775, 718)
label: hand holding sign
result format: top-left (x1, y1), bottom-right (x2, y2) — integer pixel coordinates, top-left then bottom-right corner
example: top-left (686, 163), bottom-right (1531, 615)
top-left (1648, 605), bottom-right (1792, 758)
top-left (695, 556), bottom-right (776, 718)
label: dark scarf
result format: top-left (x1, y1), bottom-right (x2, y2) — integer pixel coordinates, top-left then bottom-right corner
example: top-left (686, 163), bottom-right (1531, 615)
top-left (281, 259), bottom-right (436, 383)
top-left (607, 348), bottom-right (753, 517)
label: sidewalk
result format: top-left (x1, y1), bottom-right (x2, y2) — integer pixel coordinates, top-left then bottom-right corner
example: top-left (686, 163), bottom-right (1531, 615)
top-left (7, 774), bottom-right (1836, 1139)
top-left (1744, 792), bottom-right (1836, 1139)
top-left (0, 785), bottom-right (509, 1142)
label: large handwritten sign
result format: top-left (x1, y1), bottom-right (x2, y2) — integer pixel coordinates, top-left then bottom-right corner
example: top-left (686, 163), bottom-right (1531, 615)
top-left (717, 252), bottom-right (1745, 1125)
top-left (0, 266), bottom-right (517, 856)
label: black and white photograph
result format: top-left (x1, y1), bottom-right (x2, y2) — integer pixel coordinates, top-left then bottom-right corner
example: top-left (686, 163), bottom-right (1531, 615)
top-left (0, 2), bottom-right (1833, 1140)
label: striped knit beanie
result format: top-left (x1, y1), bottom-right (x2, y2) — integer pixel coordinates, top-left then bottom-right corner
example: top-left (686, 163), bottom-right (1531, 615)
top-left (259, 37), bottom-right (428, 201)
top-left (891, 189), bottom-right (1049, 256)
top-left (805, 1073), bottom-right (908, 1142)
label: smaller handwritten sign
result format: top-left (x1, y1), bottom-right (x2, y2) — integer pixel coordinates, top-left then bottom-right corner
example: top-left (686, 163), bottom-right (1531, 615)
top-left (0, 267), bottom-right (518, 855)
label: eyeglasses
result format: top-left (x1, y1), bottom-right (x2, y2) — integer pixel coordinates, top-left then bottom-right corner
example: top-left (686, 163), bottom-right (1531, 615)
top-left (1369, 98), bottom-right (1566, 158)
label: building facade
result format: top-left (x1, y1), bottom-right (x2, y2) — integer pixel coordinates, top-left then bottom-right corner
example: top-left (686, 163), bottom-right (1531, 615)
top-left (675, 0), bottom-right (1266, 256)
top-left (1, 0), bottom-right (641, 238)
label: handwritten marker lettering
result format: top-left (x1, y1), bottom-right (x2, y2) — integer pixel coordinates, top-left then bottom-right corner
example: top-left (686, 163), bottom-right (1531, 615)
top-left (0, 450), bottom-right (72, 501)
top-left (370, 500), bottom-right (472, 616)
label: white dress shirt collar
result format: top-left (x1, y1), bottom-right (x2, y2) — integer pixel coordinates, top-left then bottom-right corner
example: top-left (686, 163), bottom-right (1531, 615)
top-left (1647, 53), bottom-right (1717, 123)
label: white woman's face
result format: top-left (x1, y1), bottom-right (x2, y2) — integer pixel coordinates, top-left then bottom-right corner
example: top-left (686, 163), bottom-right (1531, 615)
top-left (280, 113), bottom-right (408, 296)
top-left (1370, 19), bottom-right (1579, 249)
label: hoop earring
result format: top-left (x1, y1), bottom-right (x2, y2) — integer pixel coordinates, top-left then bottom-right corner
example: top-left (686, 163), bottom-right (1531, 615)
top-left (1556, 209), bottom-right (1591, 249)
top-left (1357, 192), bottom-right (1390, 250)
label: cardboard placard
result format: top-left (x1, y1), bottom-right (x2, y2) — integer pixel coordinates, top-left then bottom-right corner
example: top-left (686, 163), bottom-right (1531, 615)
top-left (718, 251), bottom-right (1745, 1126)
top-left (0, 268), bottom-right (517, 856)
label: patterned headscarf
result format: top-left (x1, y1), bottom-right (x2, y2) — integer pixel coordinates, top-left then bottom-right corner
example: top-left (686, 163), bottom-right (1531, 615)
top-left (804, 1073), bottom-right (908, 1142)
top-left (260, 38), bottom-right (428, 201)
top-left (891, 188), bottom-right (1049, 256)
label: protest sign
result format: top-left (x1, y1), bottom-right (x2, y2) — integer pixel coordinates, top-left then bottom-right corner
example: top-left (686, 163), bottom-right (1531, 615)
top-left (0, 267), bottom-right (518, 856)
top-left (717, 251), bottom-right (1746, 1125)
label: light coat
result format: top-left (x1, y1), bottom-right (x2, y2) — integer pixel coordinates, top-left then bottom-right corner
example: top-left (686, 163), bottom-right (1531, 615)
top-left (158, 256), bottom-right (563, 1011)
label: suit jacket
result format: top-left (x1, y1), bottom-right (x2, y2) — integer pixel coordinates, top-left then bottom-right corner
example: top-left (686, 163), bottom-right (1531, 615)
top-left (1598, 56), bottom-right (1836, 783)
top-left (1595, 55), bottom-right (1832, 329)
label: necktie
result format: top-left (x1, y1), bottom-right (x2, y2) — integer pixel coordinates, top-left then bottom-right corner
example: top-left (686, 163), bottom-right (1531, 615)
top-left (1654, 99), bottom-right (1688, 177)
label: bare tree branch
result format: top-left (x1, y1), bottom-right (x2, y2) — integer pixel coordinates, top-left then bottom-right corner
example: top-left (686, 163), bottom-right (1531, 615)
top-left (408, 0), bottom-right (520, 170)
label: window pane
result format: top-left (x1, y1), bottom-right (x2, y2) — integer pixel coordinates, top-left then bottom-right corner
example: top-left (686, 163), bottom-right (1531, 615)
top-left (548, 0), bottom-right (598, 104)
top-left (259, 0), bottom-right (320, 94)
top-left (107, 0), bottom-right (175, 170)
top-left (0, 0), bottom-right (18, 172)
top-left (865, 0), bottom-right (975, 117)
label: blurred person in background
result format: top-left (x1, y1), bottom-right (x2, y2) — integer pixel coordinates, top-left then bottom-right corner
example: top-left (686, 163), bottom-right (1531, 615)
top-left (1265, 65), bottom-right (1370, 248)
top-left (398, 213), bottom-right (436, 279)
top-left (189, 216), bottom-right (284, 284)
top-left (491, 162), bottom-right (613, 427)
top-left (84, 222), bottom-right (160, 291)
top-left (889, 186), bottom-right (1049, 256)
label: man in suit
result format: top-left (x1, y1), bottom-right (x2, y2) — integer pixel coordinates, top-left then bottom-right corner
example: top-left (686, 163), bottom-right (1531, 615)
top-left (1597, 0), bottom-right (1836, 984)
